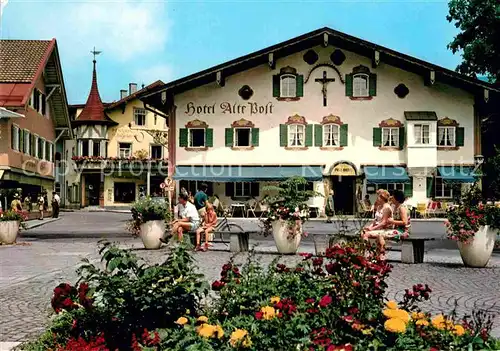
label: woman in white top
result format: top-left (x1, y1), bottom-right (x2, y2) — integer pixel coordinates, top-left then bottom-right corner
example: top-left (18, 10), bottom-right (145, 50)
top-left (361, 189), bottom-right (392, 259)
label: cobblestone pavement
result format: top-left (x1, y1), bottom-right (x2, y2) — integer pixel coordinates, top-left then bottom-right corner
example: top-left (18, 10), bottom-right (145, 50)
top-left (1, 212), bottom-right (499, 342)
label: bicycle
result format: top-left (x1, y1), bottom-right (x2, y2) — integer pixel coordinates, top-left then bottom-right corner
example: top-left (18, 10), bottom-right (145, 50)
top-left (211, 209), bottom-right (244, 245)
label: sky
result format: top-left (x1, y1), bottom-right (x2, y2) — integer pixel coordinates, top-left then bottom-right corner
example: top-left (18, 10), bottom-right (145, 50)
top-left (0, 0), bottom-right (463, 104)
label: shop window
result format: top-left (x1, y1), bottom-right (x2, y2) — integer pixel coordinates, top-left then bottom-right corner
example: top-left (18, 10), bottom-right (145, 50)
top-left (376, 183), bottom-right (405, 192)
top-left (114, 182), bottom-right (136, 203)
top-left (434, 177), bottom-right (453, 198)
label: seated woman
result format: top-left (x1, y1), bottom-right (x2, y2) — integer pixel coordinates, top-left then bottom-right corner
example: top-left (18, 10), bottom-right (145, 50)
top-left (361, 189), bottom-right (393, 259)
top-left (195, 201), bottom-right (218, 251)
top-left (387, 190), bottom-right (410, 240)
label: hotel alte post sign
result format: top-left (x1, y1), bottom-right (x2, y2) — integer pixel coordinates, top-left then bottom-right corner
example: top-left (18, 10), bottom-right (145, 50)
top-left (331, 163), bottom-right (356, 176)
top-left (185, 101), bottom-right (274, 116)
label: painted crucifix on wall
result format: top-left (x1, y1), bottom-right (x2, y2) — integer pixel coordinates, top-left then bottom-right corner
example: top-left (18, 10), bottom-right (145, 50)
top-left (315, 70), bottom-right (335, 106)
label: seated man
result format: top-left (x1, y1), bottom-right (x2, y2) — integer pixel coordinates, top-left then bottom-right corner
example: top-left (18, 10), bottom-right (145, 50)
top-left (171, 194), bottom-right (200, 241)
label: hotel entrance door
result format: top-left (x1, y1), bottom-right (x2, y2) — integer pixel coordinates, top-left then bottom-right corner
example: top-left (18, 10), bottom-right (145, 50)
top-left (329, 162), bottom-right (358, 215)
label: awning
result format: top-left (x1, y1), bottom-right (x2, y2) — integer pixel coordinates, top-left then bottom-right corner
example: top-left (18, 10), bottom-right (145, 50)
top-left (404, 111), bottom-right (437, 121)
top-left (173, 166), bottom-right (324, 182)
top-left (364, 166), bottom-right (410, 184)
top-left (437, 166), bottom-right (476, 183)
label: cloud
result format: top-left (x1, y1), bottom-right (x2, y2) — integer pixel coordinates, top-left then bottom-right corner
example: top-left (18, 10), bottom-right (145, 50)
top-left (135, 63), bottom-right (174, 85)
top-left (0, 0), bottom-right (8, 19)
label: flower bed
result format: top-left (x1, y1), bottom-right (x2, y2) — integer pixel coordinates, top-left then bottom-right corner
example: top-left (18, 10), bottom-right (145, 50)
top-left (21, 240), bottom-right (499, 351)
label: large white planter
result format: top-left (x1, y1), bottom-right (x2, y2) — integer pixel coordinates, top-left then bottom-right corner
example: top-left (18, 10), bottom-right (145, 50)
top-left (0, 220), bottom-right (20, 245)
top-left (457, 225), bottom-right (497, 268)
top-left (272, 220), bottom-right (302, 254)
top-left (139, 220), bottom-right (165, 250)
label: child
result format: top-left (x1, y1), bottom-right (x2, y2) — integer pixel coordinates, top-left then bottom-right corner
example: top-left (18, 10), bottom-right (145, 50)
top-left (195, 201), bottom-right (218, 251)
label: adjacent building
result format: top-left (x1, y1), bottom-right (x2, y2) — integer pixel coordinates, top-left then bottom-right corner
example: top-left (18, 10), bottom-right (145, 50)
top-left (141, 27), bottom-right (498, 215)
top-left (64, 59), bottom-right (167, 209)
top-left (0, 39), bottom-right (72, 208)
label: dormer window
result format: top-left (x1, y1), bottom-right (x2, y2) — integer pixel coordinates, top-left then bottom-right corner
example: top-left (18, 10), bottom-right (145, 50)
top-left (273, 66), bottom-right (303, 100)
top-left (345, 65), bottom-right (376, 99)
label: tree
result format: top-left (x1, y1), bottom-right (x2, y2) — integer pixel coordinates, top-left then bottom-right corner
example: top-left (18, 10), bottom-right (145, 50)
top-left (447, 0), bottom-right (500, 82)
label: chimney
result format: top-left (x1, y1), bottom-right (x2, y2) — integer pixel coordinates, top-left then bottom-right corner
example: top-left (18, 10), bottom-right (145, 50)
top-left (129, 83), bottom-right (137, 95)
top-left (120, 89), bottom-right (127, 99)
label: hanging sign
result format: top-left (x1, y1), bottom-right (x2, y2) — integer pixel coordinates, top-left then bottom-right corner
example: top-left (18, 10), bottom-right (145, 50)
top-left (160, 182), bottom-right (166, 189)
top-left (331, 163), bottom-right (356, 176)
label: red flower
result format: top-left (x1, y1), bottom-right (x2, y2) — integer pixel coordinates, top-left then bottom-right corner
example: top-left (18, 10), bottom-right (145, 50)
top-left (319, 295), bottom-right (332, 308)
top-left (255, 311), bottom-right (263, 320)
top-left (312, 257), bottom-right (323, 266)
top-left (352, 281), bottom-right (360, 287)
top-left (211, 280), bottom-right (225, 291)
top-left (305, 298), bottom-right (315, 304)
top-left (299, 252), bottom-right (313, 260)
top-left (348, 307), bottom-right (359, 314)
top-left (342, 315), bottom-right (354, 323)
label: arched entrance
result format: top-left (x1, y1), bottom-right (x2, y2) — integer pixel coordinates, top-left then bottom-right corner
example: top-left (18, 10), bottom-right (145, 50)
top-left (327, 161), bottom-right (358, 215)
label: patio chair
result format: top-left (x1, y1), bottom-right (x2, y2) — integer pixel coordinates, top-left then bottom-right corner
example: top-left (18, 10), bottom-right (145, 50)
top-left (416, 203), bottom-right (427, 218)
top-left (246, 199), bottom-right (258, 218)
top-left (258, 202), bottom-right (269, 219)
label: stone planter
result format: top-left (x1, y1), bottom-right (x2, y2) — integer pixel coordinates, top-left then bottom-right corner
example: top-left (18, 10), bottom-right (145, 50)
top-left (0, 220), bottom-right (20, 245)
top-left (139, 220), bottom-right (165, 250)
top-left (457, 225), bottom-right (497, 268)
top-left (313, 234), bottom-right (330, 256)
top-left (272, 219), bottom-right (302, 254)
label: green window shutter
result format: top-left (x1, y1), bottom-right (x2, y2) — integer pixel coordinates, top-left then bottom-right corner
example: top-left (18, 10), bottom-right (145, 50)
top-left (251, 128), bottom-right (259, 147)
top-left (404, 178), bottom-right (413, 198)
top-left (205, 128), bottom-right (214, 147)
top-left (340, 124), bottom-right (348, 147)
top-left (179, 128), bottom-right (188, 147)
top-left (456, 127), bottom-right (465, 147)
top-left (426, 177), bottom-right (434, 198)
top-left (250, 182), bottom-right (259, 197)
top-left (225, 182), bottom-right (234, 197)
top-left (314, 124), bottom-right (322, 147)
top-left (272, 74), bottom-right (280, 97)
top-left (345, 74), bottom-right (353, 97)
top-left (225, 128), bottom-right (234, 147)
top-left (399, 127), bottom-right (405, 150)
top-left (305, 124), bottom-right (313, 147)
top-left (296, 74), bottom-right (304, 97)
top-left (279, 124), bottom-right (287, 147)
top-left (369, 73), bottom-right (377, 96)
top-left (373, 127), bottom-right (382, 147)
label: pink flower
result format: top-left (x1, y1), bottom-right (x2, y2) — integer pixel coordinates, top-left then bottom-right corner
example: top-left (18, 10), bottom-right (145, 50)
top-left (319, 295), bottom-right (332, 308)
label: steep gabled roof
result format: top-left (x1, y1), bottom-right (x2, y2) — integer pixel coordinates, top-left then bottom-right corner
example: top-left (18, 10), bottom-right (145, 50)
top-left (0, 40), bottom-right (53, 83)
top-left (73, 60), bottom-right (117, 126)
top-left (142, 27), bottom-right (499, 108)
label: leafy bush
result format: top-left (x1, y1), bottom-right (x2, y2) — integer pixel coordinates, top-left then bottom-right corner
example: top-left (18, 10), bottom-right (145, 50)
top-left (127, 196), bottom-right (172, 236)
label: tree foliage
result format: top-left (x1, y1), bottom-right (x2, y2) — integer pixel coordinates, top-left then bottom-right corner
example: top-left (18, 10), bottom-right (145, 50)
top-left (447, 0), bottom-right (500, 82)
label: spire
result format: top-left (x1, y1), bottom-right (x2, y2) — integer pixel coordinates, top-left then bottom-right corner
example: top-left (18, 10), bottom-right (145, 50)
top-left (74, 54), bottom-right (116, 125)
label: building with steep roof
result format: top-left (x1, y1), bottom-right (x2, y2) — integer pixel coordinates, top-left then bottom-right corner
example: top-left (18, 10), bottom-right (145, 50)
top-left (0, 39), bottom-right (72, 209)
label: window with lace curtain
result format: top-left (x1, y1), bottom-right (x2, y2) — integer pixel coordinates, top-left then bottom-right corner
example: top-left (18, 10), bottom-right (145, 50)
top-left (382, 127), bottom-right (399, 147)
top-left (288, 124), bottom-right (305, 147)
top-left (438, 126), bottom-right (455, 147)
top-left (323, 124), bottom-right (339, 146)
top-left (414, 124), bottom-right (430, 144)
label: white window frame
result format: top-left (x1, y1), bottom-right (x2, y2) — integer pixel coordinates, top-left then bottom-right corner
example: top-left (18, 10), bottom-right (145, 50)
top-left (49, 142), bottom-right (53, 162)
top-left (234, 182), bottom-right (251, 197)
top-left (34, 135), bottom-right (39, 159)
top-left (150, 144), bottom-right (163, 159)
top-left (434, 177), bottom-right (453, 199)
top-left (438, 126), bottom-right (456, 147)
top-left (322, 124), bottom-right (340, 147)
top-left (234, 127), bottom-right (252, 147)
top-left (39, 92), bottom-right (44, 115)
top-left (414, 124), bottom-right (430, 145)
top-left (353, 73), bottom-right (369, 97)
top-left (134, 108), bottom-right (146, 126)
top-left (24, 130), bottom-right (30, 155)
top-left (382, 127), bottom-right (400, 148)
top-left (12, 124), bottom-right (20, 151)
top-left (288, 124), bottom-right (305, 147)
top-left (188, 128), bottom-right (206, 148)
top-left (376, 183), bottom-right (405, 192)
top-left (280, 74), bottom-right (297, 98)
top-left (119, 142), bottom-right (132, 158)
top-left (40, 138), bottom-right (46, 160)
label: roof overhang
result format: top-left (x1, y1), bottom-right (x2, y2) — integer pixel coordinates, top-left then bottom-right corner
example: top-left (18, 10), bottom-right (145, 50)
top-left (0, 107), bottom-right (24, 119)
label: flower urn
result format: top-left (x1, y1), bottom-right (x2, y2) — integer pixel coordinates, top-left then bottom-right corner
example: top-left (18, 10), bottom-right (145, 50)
top-left (139, 220), bottom-right (166, 249)
top-left (457, 225), bottom-right (497, 268)
top-left (0, 220), bottom-right (20, 245)
top-left (272, 219), bottom-right (302, 254)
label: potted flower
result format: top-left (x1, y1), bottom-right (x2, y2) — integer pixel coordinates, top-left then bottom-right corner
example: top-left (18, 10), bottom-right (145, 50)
top-left (0, 209), bottom-right (27, 244)
top-left (127, 196), bottom-right (171, 249)
top-left (445, 185), bottom-right (500, 267)
top-left (261, 176), bottom-right (320, 254)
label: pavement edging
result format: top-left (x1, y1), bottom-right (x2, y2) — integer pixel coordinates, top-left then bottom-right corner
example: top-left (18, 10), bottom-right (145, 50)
top-left (24, 217), bottom-right (61, 230)
top-left (0, 342), bottom-right (20, 351)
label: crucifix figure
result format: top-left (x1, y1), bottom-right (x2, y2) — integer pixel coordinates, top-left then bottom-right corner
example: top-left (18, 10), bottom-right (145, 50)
top-left (315, 70), bottom-right (335, 106)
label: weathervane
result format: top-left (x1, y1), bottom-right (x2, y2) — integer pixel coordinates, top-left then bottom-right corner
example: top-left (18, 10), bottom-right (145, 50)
top-left (91, 47), bottom-right (102, 62)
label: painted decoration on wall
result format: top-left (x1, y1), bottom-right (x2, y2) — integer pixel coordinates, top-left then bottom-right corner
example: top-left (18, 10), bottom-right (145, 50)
top-left (286, 114), bottom-right (307, 125)
top-left (231, 118), bottom-right (255, 128)
top-left (438, 117), bottom-right (459, 126)
top-left (303, 49), bottom-right (319, 65)
top-left (185, 119), bottom-right (209, 128)
top-left (321, 114), bottom-right (343, 125)
top-left (330, 49), bottom-right (346, 66)
top-left (331, 163), bottom-right (356, 176)
top-left (394, 83), bottom-right (410, 98)
top-left (379, 118), bottom-right (403, 128)
top-left (238, 85), bottom-right (254, 100)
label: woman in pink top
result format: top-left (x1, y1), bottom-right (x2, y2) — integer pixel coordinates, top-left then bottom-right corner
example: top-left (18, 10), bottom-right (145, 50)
top-left (195, 201), bottom-right (218, 251)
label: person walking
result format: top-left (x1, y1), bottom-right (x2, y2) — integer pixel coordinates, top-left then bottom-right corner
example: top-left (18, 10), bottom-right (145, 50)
top-left (11, 194), bottom-right (22, 211)
top-left (52, 191), bottom-right (60, 218)
top-left (194, 183), bottom-right (208, 217)
top-left (37, 194), bottom-right (45, 220)
top-left (325, 189), bottom-right (335, 223)
top-left (24, 195), bottom-right (32, 212)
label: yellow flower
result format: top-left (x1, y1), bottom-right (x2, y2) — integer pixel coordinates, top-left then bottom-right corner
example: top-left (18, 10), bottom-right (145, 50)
top-left (412, 312), bottom-right (426, 320)
top-left (361, 327), bottom-right (374, 335)
top-left (197, 323), bottom-right (217, 338)
top-left (453, 324), bottom-right (466, 336)
top-left (175, 316), bottom-right (188, 325)
top-left (416, 319), bottom-right (430, 327)
top-left (431, 314), bottom-right (454, 330)
top-left (260, 306), bottom-right (276, 320)
top-left (384, 318), bottom-right (407, 333)
top-left (215, 325), bottom-right (224, 339)
top-left (270, 296), bottom-right (281, 304)
top-left (230, 329), bottom-right (252, 348)
top-left (383, 308), bottom-right (410, 322)
top-left (386, 300), bottom-right (398, 310)
top-left (197, 316), bottom-right (209, 323)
